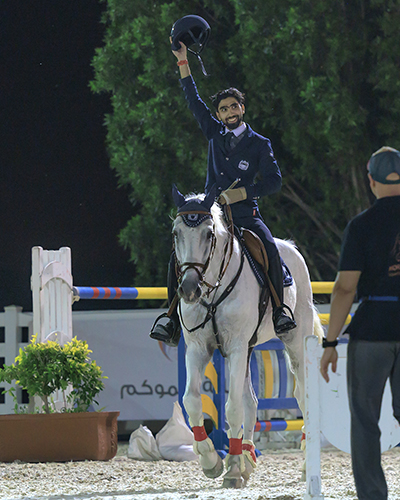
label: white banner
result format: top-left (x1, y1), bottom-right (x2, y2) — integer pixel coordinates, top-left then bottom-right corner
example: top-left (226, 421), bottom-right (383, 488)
top-left (73, 309), bottom-right (180, 420)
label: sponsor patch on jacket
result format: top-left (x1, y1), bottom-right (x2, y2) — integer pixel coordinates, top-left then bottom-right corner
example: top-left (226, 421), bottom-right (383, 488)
top-left (238, 160), bottom-right (249, 171)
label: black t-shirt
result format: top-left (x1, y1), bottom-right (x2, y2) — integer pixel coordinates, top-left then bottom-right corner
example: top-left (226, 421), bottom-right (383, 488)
top-left (338, 195), bottom-right (400, 341)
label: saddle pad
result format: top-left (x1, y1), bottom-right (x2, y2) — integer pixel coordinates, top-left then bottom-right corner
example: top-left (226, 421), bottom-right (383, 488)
top-left (242, 245), bottom-right (267, 287)
top-left (235, 226), bottom-right (293, 288)
top-left (282, 261), bottom-right (294, 288)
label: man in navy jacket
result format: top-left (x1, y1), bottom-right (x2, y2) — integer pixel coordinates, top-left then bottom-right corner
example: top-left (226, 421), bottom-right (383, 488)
top-left (150, 41), bottom-right (296, 346)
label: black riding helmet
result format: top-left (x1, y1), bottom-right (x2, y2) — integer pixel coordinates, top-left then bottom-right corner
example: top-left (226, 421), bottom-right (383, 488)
top-left (170, 15), bottom-right (210, 52)
top-left (170, 15), bottom-right (210, 76)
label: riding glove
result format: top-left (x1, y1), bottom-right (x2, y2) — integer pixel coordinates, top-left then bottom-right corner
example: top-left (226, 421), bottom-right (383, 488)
top-left (218, 187), bottom-right (247, 205)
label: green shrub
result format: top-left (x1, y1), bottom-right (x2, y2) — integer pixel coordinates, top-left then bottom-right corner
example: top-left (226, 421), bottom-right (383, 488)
top-left (0, 335), bottom-right (107, 414)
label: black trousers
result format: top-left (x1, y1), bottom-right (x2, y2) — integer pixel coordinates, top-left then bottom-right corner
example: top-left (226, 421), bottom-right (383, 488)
top-left (233, 214), bottom-right (279, 260)
top-left (347, 339), bottom-right (400, 500)
top-left (233, 214), bottom-right (283, 307)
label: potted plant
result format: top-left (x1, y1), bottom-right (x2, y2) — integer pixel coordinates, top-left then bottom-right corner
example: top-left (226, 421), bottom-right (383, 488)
top-left (0, 335), bottom-right (119, 462)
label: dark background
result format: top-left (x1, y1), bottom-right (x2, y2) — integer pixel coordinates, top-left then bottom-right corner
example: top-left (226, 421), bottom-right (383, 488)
top-left (1, 1), bottom-right (138, 312)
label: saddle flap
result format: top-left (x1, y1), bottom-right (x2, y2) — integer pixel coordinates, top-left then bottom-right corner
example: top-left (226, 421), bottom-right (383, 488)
top-left (241, 228), bottom-right (269, 274)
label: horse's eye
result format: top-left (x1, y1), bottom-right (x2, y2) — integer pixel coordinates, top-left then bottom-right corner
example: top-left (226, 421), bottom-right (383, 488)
top-left (206, 230), bottom-right (213, 240)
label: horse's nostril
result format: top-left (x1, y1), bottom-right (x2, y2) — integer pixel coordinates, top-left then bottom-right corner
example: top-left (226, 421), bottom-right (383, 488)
top-left (178, 277), bottom-right (202, 304)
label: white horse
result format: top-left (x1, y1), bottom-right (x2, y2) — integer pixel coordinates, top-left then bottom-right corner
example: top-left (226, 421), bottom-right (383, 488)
top-left (172, 186), bottom-right (323, 488)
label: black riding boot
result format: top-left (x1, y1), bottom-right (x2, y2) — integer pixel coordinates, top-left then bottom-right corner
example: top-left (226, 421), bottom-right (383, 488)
top-left (268, 253), bottom-right (297, 335)
top-left (149, 252), bottom-right (182, 347)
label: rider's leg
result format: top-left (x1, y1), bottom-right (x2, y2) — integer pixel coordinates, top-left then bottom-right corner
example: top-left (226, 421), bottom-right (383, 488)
top-left (267, 250), bottom-right (296, 333)
top-left (234, 215), bottom-right (296, 334)
top-left (149, 251), bottom-right (182, 346)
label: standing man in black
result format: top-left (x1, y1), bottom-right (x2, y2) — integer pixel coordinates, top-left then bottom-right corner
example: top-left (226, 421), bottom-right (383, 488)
top-left (320, 147), bottom-right (400, 500)
top-left (150, 41), bottom-right (296, 346)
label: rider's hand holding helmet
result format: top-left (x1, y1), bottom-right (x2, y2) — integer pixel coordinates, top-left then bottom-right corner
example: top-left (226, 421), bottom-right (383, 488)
top-left (170, 37), bottom-right (187, 61)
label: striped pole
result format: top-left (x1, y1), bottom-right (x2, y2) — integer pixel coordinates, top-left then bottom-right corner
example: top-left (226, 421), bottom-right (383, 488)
top-left (72, 286), bottom-right (351, 324)
top-left (73, 286), bottom-right (168, 300)
top-left (255, 419), bottom-right (304, 432)
top-left (73, 282), bottom-right (335, 300)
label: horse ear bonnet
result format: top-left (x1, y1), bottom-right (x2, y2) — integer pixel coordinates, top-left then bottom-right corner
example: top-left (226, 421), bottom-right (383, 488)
top-left (170, 15), bottom-right (210, 76)
top-left (172, 184), bottom-right (186, 208)
top-left (172, 184), bottom-right (216, 227)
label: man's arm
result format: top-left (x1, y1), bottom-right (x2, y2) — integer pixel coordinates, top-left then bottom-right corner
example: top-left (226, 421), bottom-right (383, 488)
top-left (170, 40), bottom-right (220, 140)
top-left (320, 270), bottom-right (361, 382)
top-left (171, 39), bottom-right (191, 78)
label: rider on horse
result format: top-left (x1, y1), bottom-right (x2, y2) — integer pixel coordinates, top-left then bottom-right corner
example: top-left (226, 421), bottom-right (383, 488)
top-left (150, 33), bottom-right (296, 347)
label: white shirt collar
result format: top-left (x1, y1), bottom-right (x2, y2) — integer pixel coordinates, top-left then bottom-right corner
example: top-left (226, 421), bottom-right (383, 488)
top-left (224, 122), bottom-right (247, 137)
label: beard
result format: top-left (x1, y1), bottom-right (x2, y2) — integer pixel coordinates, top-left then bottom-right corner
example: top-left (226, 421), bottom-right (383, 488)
top-left (225, 116), bottom-right (242, 130)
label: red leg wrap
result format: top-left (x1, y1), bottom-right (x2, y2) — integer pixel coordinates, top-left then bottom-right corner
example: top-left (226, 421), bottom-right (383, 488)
top-left (242, 442), bottom-right (256, 463)
top-left (229, 437), bottom-right (243, 455)
top-left (192, 425), bottom-right (208, 442)
top-left (301, 432), bottom-right (306, 442)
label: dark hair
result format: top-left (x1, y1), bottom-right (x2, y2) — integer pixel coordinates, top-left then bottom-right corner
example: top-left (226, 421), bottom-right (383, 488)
top-left (211, 88), bottom-right (245, 110)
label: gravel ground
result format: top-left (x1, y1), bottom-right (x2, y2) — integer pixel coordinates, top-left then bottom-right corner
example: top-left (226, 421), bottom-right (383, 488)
top-left (1, 444), bottom-right (400, 500)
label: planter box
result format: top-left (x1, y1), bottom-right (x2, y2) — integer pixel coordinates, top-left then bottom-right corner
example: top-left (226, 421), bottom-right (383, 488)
top-left (0, 411), bottom-right (120, 462)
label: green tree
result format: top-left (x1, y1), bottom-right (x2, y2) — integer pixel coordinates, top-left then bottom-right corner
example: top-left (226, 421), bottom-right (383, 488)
top-left (91, 0), bottom-right (400, 286)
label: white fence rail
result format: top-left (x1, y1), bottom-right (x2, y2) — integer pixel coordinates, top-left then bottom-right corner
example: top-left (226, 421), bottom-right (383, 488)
top-left (0, 306), bottom-right (33, 414)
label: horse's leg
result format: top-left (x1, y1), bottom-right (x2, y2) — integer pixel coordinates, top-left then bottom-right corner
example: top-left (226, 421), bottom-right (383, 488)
top-left (241, 353), bottom-right (258, 485)
top-left (222, 349), bottom-right (248, 489)
top-left (183, 344), bottom-right (223, 479)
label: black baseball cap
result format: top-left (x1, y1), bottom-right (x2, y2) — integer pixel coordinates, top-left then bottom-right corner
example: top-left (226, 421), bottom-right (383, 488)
top-left (368, 147), bottom-right (400, 184)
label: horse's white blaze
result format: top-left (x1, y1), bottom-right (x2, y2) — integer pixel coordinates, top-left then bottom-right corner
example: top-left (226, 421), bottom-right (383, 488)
top-left (175, 195), bottom-right (323, 486)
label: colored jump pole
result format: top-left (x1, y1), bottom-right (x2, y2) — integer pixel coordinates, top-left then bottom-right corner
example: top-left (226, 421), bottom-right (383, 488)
top-left (255, 419), bottom-right (304, 432)
top-left (72, 285), bottom-right (351, 323)
top-left (73, 283), bottom-right (334, 300)
top-left (73, 286), bottom-right (168, 300)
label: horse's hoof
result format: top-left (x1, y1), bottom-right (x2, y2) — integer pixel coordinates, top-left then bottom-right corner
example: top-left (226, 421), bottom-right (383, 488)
top-left (222, 476), bottom-right (244, 489)
top-left (241, 467), bottom-right (252, 483)
top-left (202, 454), bottom-right (224, 479)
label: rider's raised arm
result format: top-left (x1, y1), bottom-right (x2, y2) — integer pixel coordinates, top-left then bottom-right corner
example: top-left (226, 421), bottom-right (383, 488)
top-left (171, 40), bottom-right (191, 79)
top-left (171, 42), bottom-right (220, 141)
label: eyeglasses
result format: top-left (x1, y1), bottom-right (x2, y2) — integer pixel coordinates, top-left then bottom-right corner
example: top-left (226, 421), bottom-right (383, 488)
top-left (218, 102), bottom-right (240, 113)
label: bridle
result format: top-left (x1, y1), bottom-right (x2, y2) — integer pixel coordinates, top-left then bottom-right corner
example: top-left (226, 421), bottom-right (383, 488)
top-left (174, 205), bottom-right (244, 356)
top-left (174, 209), bottom-right (236, 295)
top-left (174, 210), bottom-right (217, 292)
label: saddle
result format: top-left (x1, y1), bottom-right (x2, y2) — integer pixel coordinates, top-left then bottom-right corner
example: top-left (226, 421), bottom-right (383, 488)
top-left (236, 228), bottom-right (293, 289)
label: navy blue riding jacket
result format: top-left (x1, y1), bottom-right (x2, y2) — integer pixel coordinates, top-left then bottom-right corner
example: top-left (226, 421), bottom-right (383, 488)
top-left (180, 76), bottom-right (282, 220)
